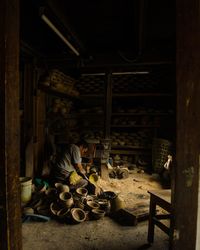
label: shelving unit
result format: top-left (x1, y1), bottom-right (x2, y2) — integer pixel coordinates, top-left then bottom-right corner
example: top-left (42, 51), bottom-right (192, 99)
top-left (68, 74), bottom-right (106, 141)
top-left (109, 67), bottom-right (175, 167)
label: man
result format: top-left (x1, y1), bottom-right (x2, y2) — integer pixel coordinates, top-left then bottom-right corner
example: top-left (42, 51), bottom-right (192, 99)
top-left (51, 140), bottom-right (89, 189)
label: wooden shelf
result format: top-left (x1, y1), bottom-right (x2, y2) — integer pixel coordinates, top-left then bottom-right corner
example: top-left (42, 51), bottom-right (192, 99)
top-left (110, 149), bottom-right (151, 155)
top-left (80, 94), bottom-right (104, 98)
top-left (112, 112), bottom-right (173, 116)
top-left (39, 84), bottom-right (79, 100)
top-left (111, 145), bottom-right (151, 150)
top-left (67, 113), bottom-right (104, 118)
top-left (113, 93), bottom-right (173, 97)
top-left (111, 125), bottom-right (159, 128)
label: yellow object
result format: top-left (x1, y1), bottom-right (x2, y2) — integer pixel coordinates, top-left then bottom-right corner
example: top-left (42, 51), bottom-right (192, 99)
top-left (69, 171), bottom-right (82, 185)
top-left (89, 173), bottom-right (99, 186)
top-left (20, 177), bottom-right (32, 204)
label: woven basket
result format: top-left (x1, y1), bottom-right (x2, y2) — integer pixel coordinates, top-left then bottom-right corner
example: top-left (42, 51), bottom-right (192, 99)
top-left (152, 138), bottom-right (173, 173)
top-left (49, 69), bottom-right (75, 87)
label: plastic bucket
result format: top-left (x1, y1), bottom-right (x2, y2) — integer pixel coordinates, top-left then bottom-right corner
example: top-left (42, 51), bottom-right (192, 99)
top-left (20, 177), bottom-right (32, 203)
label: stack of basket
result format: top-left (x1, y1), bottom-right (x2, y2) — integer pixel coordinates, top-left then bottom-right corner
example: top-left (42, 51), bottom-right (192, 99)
top-left (41, 69), bottom-right (79, 97)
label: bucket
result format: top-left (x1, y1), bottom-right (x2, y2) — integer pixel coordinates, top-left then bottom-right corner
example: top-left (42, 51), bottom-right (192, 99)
top-left (20, 177), bottom-right (32, 204)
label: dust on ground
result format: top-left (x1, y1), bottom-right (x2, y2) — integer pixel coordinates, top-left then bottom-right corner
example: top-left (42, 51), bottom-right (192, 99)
top-left (98, 168), bottom-right (162, 212)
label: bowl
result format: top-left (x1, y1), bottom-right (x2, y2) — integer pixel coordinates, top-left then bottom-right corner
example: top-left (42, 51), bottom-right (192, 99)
top-left (89, 173), bottom-right (99, 185)
top-left (91, 208), bottom-right (105, 220)
top-left (86, 200), bottom-right (100, 210)
top-left (50, 202), bottom-right (61, 216)
top-left (99, 191), bottom-right (117, 200)
top-left (55, 183), bottom-right (70, 193)
top-left (75, 187), bottom-right (88, 198)
top-left (70, 208), bottom-right (86, 223)
top-left (57, 207), bottom-right (70, 219)
top-left (23, 207), bottom-right (34, 215)
top-left (74, 199), bottom-right (85, 210)
top-left (85, 195), bottom-right (96, 202)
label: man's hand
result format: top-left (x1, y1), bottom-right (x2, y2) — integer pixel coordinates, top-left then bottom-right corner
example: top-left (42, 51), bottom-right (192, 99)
top-left (75, 163), bottom-right (87, 176)
top-left (80, 168), bottom-right (86, 176)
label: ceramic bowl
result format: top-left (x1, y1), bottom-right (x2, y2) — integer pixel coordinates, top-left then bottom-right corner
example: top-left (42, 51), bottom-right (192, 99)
top-left (74, 199), bottom-right (85, 210)
top-left (55, 183), bottom-right (70, 193)
top-left (57, 207), bottom-right (70, 219)
top-left (75, 187), bottom-right (88, 198)
top-left (99, 191), bottom-right (117, 200)
top-left (50, 202), bottom-right (61, 216)
top-left (86, 200), bottom-right (100, 210)
top-left (23, 207), bottom-right (34, 215)
top-left (91, 208), bottom-right (105, 220)
top-left (85, 195), bottom-right (96, 202)
top-left (70, 208), bottom-right (86, 223)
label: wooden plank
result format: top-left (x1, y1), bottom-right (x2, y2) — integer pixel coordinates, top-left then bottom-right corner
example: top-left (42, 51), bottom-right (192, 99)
top-left (174, 0), bottom-right (200, 249)
top-left (0, 0), bottom-right (22, 249)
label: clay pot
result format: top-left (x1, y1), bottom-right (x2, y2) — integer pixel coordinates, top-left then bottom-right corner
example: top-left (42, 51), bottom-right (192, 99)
top-left (100, 191), bottom-right (117, 200)
top-left (75, 187), bottom-right (88, 199)
top-left (55, 183), bottom-right (70, 193)
top-left (86, 200), bottom-right (100, 211)
top-left (70, 208), bottom-right (86, 223)
top-left (91, 208), bottom-right (105, 220)
top-left (23, 207), bottom-right (34, 215)
top-left (98, 199), bottom-right (111, 215)
top-left (59, 192), bottom-right (74, 208)
top-left (89, 173), bottom-right (99, 185)
top-left (110, 196), bottom-right (125, 213)
top-left (45, 188), bottom-right (57, 199)
top-left (57, 207), bottom-right (70, 219)
top-left (85, 195), bottom-right (96, 202)
top-left (50, 202), bottom-right (61, 216)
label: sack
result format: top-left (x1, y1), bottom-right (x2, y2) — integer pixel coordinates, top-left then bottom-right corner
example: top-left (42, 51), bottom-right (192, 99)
top-left (69, 171), bottom-right (83, 185)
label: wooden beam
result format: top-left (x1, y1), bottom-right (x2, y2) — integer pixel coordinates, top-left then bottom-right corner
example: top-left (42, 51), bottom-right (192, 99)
top-left (0, 0), bottom-right (22, 249)
top-left (174, 0), bottom-right (200, 249)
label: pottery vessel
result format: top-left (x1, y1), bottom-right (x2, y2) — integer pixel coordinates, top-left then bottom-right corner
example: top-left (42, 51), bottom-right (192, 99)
top-left (59, 192), bottom-right (74, 208)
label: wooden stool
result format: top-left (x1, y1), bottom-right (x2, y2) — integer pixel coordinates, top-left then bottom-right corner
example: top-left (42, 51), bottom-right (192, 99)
top-left (147, 189), bottom-right (173, 248)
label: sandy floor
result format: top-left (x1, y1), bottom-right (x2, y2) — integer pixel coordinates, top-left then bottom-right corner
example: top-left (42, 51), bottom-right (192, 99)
top-left (22, 170), bottom-right (169, 250)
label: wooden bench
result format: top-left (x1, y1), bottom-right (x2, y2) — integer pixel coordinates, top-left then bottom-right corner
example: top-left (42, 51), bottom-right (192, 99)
top-left (147, 189), bottom-right (173, 248)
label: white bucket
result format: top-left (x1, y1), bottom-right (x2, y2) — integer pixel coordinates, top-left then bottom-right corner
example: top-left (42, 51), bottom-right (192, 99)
top-left (20, 177), bottom-right (32, 204)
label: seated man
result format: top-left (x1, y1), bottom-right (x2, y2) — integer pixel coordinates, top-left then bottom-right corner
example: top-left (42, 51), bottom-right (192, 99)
top-left (50, 140), bottom-right (89, 189)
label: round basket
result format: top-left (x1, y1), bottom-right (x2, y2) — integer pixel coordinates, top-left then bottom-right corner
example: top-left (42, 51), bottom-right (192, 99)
top-left (152, 138), bottom-right (173, 173)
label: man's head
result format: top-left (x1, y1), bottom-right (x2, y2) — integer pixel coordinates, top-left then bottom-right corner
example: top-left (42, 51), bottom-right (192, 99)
top-left (77, 140), bottom-right (89, 156)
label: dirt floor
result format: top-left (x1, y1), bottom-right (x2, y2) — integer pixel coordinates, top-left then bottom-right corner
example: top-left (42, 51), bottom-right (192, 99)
top-left (22, 169), bottom-right (170, 250)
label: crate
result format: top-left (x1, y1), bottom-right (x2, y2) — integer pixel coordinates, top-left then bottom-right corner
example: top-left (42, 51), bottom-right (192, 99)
top-left (152, 138), bottom-right (173, 173)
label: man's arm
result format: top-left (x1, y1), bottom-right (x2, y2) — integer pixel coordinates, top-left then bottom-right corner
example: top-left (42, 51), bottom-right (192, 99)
top-left (74, 163), bottom-right (86, 175)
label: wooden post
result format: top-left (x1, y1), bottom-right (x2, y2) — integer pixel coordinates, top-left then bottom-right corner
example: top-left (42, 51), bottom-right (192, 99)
top-left (0, 0), bottom-right (22, 249)
top-left (174, 0), bottom-right (200, 249)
